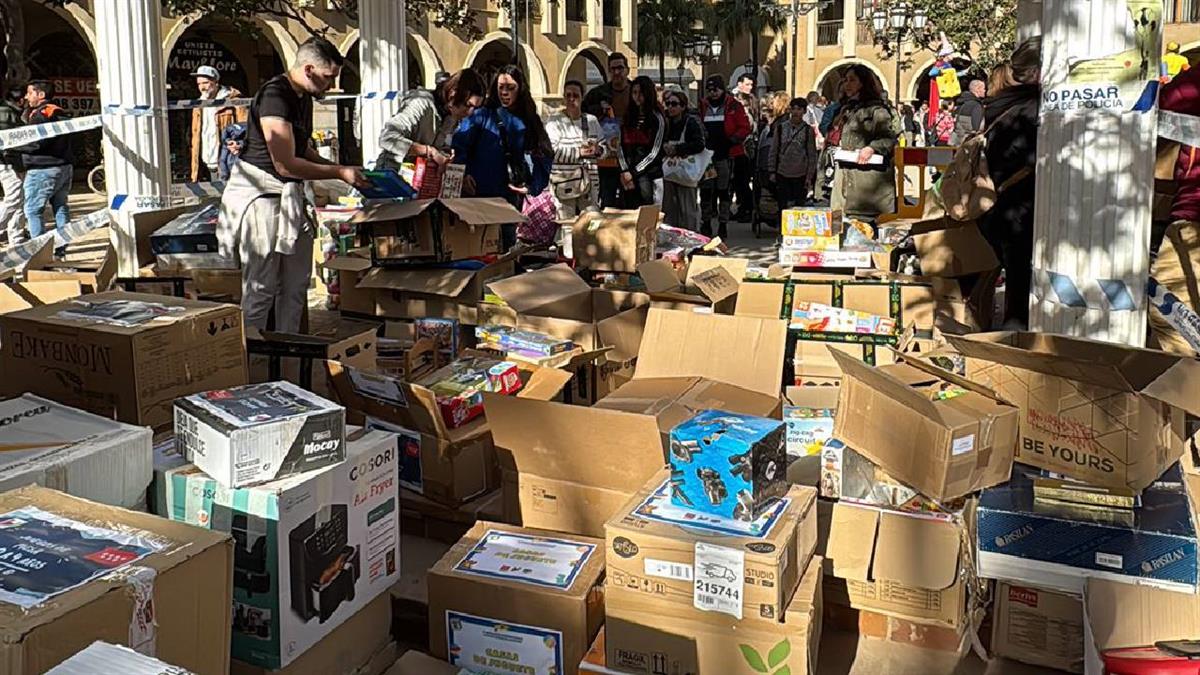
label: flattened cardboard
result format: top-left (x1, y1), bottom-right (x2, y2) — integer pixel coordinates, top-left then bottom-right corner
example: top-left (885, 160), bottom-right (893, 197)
top-left (993, 582), bottom-right (1084, 674)
top-left (0, 291), bottom-right (249, 429)
top-left (605, 471), bottom-right (817, 624)
top-left (910, 220), bottom-right (999, 277)
top-left (604, 556), bottom-right (822, 675)
top-left (949, 332), bottom-right (1200, 490)
top-left (427, 522), bottom-right (605, 675)
top-left (571, 206), bottom-right (658, 272)
top-left (684, 256), bottom-right (750, 289)
top-left (822, 500), bottom-right (973, 629)
top-left (0, 486), bottom-right (233, 675)
top-left (830, 349), bottom-right (1020, 501)
top-left (735, 281), bottom-right (789, 319)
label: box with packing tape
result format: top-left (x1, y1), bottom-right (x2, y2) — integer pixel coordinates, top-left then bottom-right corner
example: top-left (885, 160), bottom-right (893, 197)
top-left (0, 394), bottom-right (152, 509)
top-left (158, 427), bottom-right (401, 670)
top-left (992, 581), bottom-right (1084, 674)
top-left (604, 555), bottom-right (823, 675)
top-left (821, 498), bottom-right (981, 631)
top-left (427, 522), bottom-right (605, 675)
top-left (605, 471), bottom-right (818, 624)
top-left (948, 332), bottom-right (1200, 492)
top-left (174, 381), bottom-right (347, 489)
top-left (829, 348), bottom-right (1019, 503)
top-left (0, 485), bottom-right (233, 675)
top-left (0, 291), bottom-right (248, 429)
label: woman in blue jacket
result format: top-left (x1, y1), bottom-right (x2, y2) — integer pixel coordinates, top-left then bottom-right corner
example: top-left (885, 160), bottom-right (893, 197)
top-left (452, 64), bottom-right (552, 250)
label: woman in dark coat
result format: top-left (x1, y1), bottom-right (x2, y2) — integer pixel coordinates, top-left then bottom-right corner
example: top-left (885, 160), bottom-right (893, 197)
top-left (981, 36), bottom-right (1041, 329)
top-left (829, 65), bottom-right (897, 222)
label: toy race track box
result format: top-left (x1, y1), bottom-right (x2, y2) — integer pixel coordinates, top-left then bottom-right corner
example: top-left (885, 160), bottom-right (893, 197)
top-left (174, 381), bottom-right (346, 489)
top-left (669, 410), bottom-right (788, 522)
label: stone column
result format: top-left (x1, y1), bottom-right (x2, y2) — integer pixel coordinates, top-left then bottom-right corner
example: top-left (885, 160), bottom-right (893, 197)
top-left (358, 0), bottom-right (408, 168)
top-left (1030, 0), bottom-right (1159, 344)
top-left (94, 0), bottom-right (171, 277)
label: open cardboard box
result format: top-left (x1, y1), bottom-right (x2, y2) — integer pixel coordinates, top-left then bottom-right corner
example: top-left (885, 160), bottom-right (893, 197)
top-left (485, 308), bottom-right (788, 537)
top-left (829, 348), bottom-right (1019, 502)
top-left (322, 251), bottom-right (376, 316)
top-left (356, 256), bottom-right (516, 323)
top-left (570, 206), bottom-right (659, 272)
top-left (25, 242), bottom-right (117, 295)
top-left (0, 279), bottom-right (82, 315)
top-left (637, 258), bottom-right (741, 314)
top-left (948, 331), bottom-right (1200, 491)
top-left (351, 197), bottom-right (522, 263)
top-left (822, 499), bottom-right (979, 631)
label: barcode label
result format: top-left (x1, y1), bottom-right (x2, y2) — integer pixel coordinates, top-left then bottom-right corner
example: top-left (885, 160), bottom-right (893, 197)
top-left (645, 558), bottom-right (693, 581)
top-left (1096, 552), bottom-right (1124, 569)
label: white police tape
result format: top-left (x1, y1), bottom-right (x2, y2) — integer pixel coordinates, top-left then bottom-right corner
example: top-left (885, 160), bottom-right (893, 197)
top-left (103, 89), bottom-right (405, 116)
top-left (0, 113), bottom-right (103, 151)
top-left (0, 208), bottom-right (112, 276)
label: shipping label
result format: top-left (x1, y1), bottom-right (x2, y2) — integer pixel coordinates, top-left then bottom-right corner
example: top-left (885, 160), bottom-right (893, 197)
top-left (693, 542), bottom-right (745, 619)
top-left (455, 530), bottom-right (595, 590)
top-left (446, 611), bottom-right (563, 675)
top-left (0, 506), bottom-right (164, 608)
top-left (635, 480), bottom-right (789, 537)
top-left (645, 558), bottom-right (693, 581)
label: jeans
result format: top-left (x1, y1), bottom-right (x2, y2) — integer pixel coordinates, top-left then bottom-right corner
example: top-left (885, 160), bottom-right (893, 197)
top-left (622, 174), bottom-right (657, 209)
top-left (24, 164), bottom-right (72, 238)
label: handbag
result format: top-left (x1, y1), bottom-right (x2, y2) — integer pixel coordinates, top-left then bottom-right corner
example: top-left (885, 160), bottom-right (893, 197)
top-left (518, 190), bottom-right (559, 245)
top-left (494, 109), bottom-right (531, 189)
top-left (551, 166), bottom-right (589, 201)
top-left (662, 119), bottom-right (713, 188)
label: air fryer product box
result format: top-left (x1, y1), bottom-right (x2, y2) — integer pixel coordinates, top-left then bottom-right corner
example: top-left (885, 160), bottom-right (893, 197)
top-left (606, 471), bottom-right (818, 624)
top-left (0, 394), bottom-right (152, 509)
top-left (669, 410), bottom-right (787, 523)
top-left (174, 381), bottom-right (346, 488)
top-left (427, 522), bottom-right (605, 675)
top-left (160, 427), bottom-right (401, 670)
top-left (977, 464), bottom-right (1197, 593)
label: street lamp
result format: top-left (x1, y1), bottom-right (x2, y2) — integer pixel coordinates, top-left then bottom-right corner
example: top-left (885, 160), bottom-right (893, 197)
top-left (683, 35), bottom-right (722, 97)
top-left (872, 2), bottom-right (927, 106)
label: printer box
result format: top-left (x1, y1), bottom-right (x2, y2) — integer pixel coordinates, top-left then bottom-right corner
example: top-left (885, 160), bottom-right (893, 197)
top-left (978, 464), bottom-right (1197, 593)
top-left (175, 381), bottom-right (346, 488)
top-left (161, 428), bottom-right (401, 670)
top-left (0, 394), bottom-right (152, 509)
top-left (669, 410), bottom-right (788, 522)
top-left (427, 522), bottom-right (605, 675)
top-left (605, 471), bottom-right (818, 624)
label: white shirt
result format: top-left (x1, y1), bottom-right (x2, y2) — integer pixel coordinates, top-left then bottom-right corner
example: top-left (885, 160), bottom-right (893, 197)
top-left (200, 87), bottom-right (229, 167)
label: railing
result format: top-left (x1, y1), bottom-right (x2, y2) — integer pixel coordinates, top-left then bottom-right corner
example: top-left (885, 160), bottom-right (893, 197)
top-left (1165, 0), bottom-right (1200, 22)
top-left (817, 20), bottom-right (842, 46)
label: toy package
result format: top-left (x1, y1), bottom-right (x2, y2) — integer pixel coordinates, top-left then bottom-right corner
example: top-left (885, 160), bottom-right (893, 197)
top-left (791, 301), bottom-right (898, 335)
top-left (415, 318), bottom-right (460, 360)
top-left (669, 410), bottom-right (788, 522)
top-left (781, 208), bottom-right (842, 238)
top-left (474, 325), bottom-right (575, 357)
top-left (820, 438), bottom-right (958, 517)
top-left (418, 356), bottom-right (523, 428)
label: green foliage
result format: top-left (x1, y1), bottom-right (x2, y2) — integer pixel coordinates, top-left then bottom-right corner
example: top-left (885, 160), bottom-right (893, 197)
top-left (637, 0), bottom-right (703, 80)
top-left (706, 0), bottom-right (788, 49)
top-left (868, 0), bottom-right (1018, 71)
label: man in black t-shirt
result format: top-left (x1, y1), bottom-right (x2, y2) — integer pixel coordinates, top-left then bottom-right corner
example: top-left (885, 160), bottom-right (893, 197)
top-left (218, 38), bottom-right (369, 332)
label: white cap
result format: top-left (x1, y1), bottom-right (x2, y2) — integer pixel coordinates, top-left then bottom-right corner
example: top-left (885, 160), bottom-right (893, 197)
top-left (190, 65), bottom-right (220, 81)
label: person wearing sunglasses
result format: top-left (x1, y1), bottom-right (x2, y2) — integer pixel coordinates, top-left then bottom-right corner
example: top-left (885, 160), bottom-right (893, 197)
top-left (545, 79), bottom-right (606, 219)
top-left (660, 90), bottom-right (706, 231)
top-left (697, 75), bottom-right (752, 239)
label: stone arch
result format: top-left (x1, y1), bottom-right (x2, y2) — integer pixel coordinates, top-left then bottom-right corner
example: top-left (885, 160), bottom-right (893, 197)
top-left (46, 2), bottom-right (97, 58)
top-left (812, 58), bottom-right (889, 100)
top-left (338, 28), bottom-right (442, 90)
top-left (462, 31), bottom-right (549, 98)
top-left (908, 57), bottom-right (938, 102)
top-left (253, 18), bottom-right (299, 65)
top-left (558, 40), bottom-right (610, 93)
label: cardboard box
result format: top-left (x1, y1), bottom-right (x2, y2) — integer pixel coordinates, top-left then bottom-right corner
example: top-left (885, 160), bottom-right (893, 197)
top-left (977, 464), bottom-right (1197, 593)
top-left (229, 593), bottom-right (393, 675)
top-left (909, 219), bottom-right (1000, 277)
top-left (365, 416), bottom-right (497, 506)
top-left (150, 203), bottom-right (220, 255)
top-left (571, 206), bottom-right (658, 272)
top-left (25, 245), bottom-right (117, 295)
top-left (993, 582), bottom-right (1084, 674)
top-left (606, 471), bottom-right (818, 623)
top-left (191, 268), bottom-right (243, 302)
top-left (782, 207), bottom-right (842, 238)
top-left (1083, 577), bottom-right (1200, 675)
top-left (830, 349), bottom-right (1019, 502)
top-left (0, 280), bottom-right (82, 315)
top-left (669, 410), bottom-right (788, 522)
top-left (175, 381), bottom-right (347, 488)
top-left (0, 291), bottom-right (248, 429)
top-left (487, 309), bottom-right (787, 538)
top-left (779, 249), bottom-right (873, 269)
top-left (250, 318), bottom-right (379, 371)
top-left (604, 555), bottom-right (822, 675)
top-left (791, 333), bottom-right (902, 385)
top-left (358, 257), bottom-right (516, 323)
top-left (638, 258), bottom-right (741, 314)
top-left (352, 197), bottom-right (520, 263)
top-left (160, 428), bottom-right (401, 669)
top-left (783, 386), bottom-right (839, 458)
top-left (0, 485), bottom-right (232, 675)
top-left (323, 254), bottom-right (376, 316)
top-left (819, 438), bottom-right (958, 515)
top-left (949, 331), bottom-right (1200, 491)
top-left (427, 522), bottom-right (605, 675)
top-left (46, 641), bottom-right (191, 675)
top-left (822, 499), bottom-right (976, 629)
top-left (734, 279), bottom-right (792, 319)
top-left (387, 651), bottom-right (460, 675)
top-left (0, 394), bottom-right (152, 509)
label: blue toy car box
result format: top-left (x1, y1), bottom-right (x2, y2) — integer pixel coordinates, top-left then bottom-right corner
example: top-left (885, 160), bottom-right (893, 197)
top-left (669, 410), bottom-right (787, 522)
